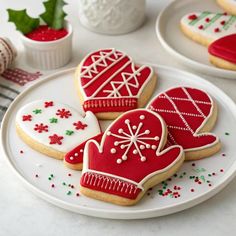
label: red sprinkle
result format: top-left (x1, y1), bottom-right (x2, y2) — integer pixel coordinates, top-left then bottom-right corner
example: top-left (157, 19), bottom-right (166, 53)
top-left (198, 25), bottom-right (204, 30)
top-left (25, 25), bottom-right (68, 42)
top-left (222, 153), bottom-right (226, 157)
top-left (68, 173), bottom-right (72, 177)
top-left (223, 12), bottom-right (228, 16)
top-left (76, 193), bottom-right (80, 197)
top-left (214, 28), bottom-right (220, 33)
top-left (212, 172), bottom-right (216, 176)
top-left (51, 184), bottom-right (55, 188)
top-left (205, 18), bottom-right (210, 22)
top-left (220, 169), bottom-right (224, 172)
top-left (191, 189), bottom-right (195, 192)
top-left (188, 14), bottom-right (198, 20)
top-left (192, 163), bottom-right (196, 167)
top-left (20, 150), bottom-right (24, 154)
top-left (35, 174), bottom-right (39, 178)
top-left (220, 20), bottom-right (226, 25)
top-left (208, 184), bottom-right (212, 187)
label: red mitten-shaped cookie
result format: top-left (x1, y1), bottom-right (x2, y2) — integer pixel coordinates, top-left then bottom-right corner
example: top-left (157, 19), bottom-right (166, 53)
top-left (148, 87), bottom-right (221, 160)
top-left (76, 48), bottom-right (157, 119)
top-left (80, 109), bottom-right (184, 206)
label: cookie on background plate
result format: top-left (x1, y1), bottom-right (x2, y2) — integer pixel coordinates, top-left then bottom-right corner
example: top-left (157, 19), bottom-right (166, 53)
top-left (75, 48), bottom-right (157, 120)
top-left (180, 11), bottom-right (236, 46)
top-left (80, 109), bottom-right (184, 206)
top-left (208, 34), bottom-right (236, 71)
top-left (16, 100), bottom-right (101, 170)
top-left (217, 0), bottom-right (236, 16)
top-left (148, 87), bottom-right (221, 161)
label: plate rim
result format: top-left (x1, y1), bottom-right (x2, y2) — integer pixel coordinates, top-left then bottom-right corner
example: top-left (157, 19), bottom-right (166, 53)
top-left (1, 65), bottom-right (236, 219)
top-left (156, 0), bottom-right (236, 79)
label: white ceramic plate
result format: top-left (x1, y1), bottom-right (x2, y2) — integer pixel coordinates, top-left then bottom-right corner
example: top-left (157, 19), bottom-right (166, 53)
top-left (1, 66), bottom-right (236, 219)
top-left (156, 0), bottom-right (236, 79)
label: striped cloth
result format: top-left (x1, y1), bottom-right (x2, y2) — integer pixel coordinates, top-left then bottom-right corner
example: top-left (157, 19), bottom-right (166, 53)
top-left (0, 68), bottom-right (42, 123)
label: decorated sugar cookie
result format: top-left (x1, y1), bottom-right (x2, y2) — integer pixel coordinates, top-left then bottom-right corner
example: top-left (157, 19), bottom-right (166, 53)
top-left (16, 100), bottom-right (101, 170)
top-left (208, 34), bottom-right (236, 70)
top-left (217, 0), bottom-right (236, 16)
top-left (80, 109), bottom-right (184, 206)
top-left (75, 48), bottom-right (157, 120)
top-left (148, 87), bottom-right (221, 160)
top-left (180, 11), bottom-right (236, 46)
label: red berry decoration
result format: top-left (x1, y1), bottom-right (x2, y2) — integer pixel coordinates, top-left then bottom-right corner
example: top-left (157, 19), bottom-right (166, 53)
top-left (188, 14), bottom-right (198, 20)
top-left (26, 25), bottom-right (68, 42)
top-left (198, 25), bottom-right (204, 30)
top-left (56, 108), bottom-right (72, 118)
top-left (73, 121), bottom-right (88, 130)
top-left (205, 18), bottom-right (210, 22)
top-left (49, 134), bottom-right (64, 145)
top-left (214, 28), bottom-right (220, 33)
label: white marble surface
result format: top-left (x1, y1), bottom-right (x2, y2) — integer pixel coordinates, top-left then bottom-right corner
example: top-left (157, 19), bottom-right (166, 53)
top-left (0, 0), bottom-right (236, 235)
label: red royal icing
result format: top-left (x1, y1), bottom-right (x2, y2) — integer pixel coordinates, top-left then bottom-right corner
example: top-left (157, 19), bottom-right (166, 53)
top-left (64, 133), bottom-right (103, 165)
top-left (188, 14), bottom-right (198, 20)
top-left (22, 114), bottom-right (32, 121)
top-left (34, 123), bottom-right (49, 133)
top-left (148, 87), bottom-right (218, 151)
top-left (80, 109), bottom-right (183, 200)
top-left (208, 34), bottom-right (236, 64)
top-left (56, 108), bottom-right (72, 119)
top-left (79, 49), bottom-right (153, 113)
top-left (25, 25), bottom-right (68, 42)
top-left (73, 121), bottom-right (88, 130)
top-left (44, 101), bottom-right (54, 108)
top-left (49, 134), bottom-right (64, 145)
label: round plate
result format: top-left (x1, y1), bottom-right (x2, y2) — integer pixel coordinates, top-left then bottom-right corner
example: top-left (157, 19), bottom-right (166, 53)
top-left (1, 66), bottom-right (236, 219)
top-left (156, 0), bottom-right (236, 79)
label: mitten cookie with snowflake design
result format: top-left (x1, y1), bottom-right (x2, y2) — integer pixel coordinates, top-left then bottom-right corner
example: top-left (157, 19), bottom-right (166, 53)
top-left (16, 100), bottom-right (101, 170)
top-left (148, 87), bottom-right (221, 160)
top-left (80, 109), bottom-right (184, 206)
top-left (76, 48), bottom-right (157, 120)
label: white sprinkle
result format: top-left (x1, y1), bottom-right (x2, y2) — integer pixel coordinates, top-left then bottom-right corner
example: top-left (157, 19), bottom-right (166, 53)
top-left (140, 115), bottom-right (145, 120)
top-left (117, 159), bottom-right (122, 164)
top-left (74, 153), bottom-right (78, 157)
top-left (111, 148), bottom-right (116, 154)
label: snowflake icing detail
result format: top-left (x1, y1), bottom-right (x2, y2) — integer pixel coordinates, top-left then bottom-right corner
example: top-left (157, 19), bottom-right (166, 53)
top-left (49, 134), bottom-right (63, 145)
top-left (22, 114), bottom-right (32, 121)
top-left (107, 115), bottom-right (159, 164)
top-left (56, 108), bottom-right (72, 118)
top-left (73, 121), bottom-right (88, 130)
top-left (34, 123), bottom-right (49, 133)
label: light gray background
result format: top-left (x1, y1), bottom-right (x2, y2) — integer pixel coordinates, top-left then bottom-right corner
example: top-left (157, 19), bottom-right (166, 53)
top-left (0, 0), bottom-right (236, 235)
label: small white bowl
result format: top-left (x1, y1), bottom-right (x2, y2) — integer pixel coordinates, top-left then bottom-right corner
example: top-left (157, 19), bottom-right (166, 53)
top-left (21, 21), bottom-right (73, 70)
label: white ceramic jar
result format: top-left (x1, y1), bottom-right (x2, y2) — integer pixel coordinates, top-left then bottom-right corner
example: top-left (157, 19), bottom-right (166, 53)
top-left (78, 0), bottom-right (146, 35)
top-left (21, 21), bottom-right (73, 70)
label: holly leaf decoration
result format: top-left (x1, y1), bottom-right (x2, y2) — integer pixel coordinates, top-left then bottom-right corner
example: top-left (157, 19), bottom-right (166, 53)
top-left (40, 0), bottom-right (67, 30)
top-left (7, 9), bottom-right (40, 34)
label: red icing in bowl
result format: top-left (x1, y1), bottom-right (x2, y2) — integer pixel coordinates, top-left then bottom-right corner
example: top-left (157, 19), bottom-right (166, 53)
top-left (25, 25), bottom-right (68, 42)
top-left (208, 34), bottom-right (236, 64)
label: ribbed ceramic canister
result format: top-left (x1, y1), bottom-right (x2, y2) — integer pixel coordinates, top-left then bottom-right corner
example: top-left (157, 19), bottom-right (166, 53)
top-left (79, 0), bottom-right (146, 35)
top-left (21, 22), bottom-right (73, 70)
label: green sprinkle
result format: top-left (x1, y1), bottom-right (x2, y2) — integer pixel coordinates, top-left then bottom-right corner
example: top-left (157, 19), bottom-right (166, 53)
top-left (225, 132), bottom-right (230, 136)
top-left (208, 174), bottom-right (212, 177)
top-left (200, 175), bottom-right (205, 182)
top-left (50, 174), bottom-right (54, 178)
top-left (33, 109), bottom-right (42, 114)
top-left (62, 182), bottom-right (66, 186)
top-left (65, 130), bottom-right (74, 136)
top-left (163, 186), bottom-right (166, 189)
top-left (67, 191), bottom-right (72, 195)
top-left (49, 117), bottom-right (58, 123)
top-left (48, 177), bottom-right (52, 180)
top-left (183, 172), bottom-right (186, 175)
top-left (179, 175), bottom-right (183, 178)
